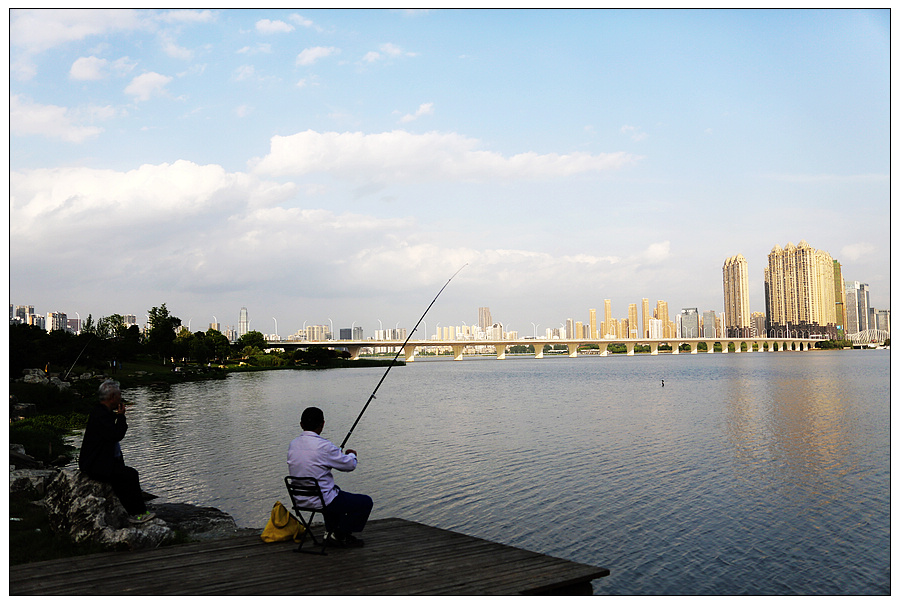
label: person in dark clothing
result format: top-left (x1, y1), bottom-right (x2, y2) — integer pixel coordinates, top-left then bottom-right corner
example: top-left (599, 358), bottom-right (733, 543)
top-left (79, 379), bottom-right (155, 523)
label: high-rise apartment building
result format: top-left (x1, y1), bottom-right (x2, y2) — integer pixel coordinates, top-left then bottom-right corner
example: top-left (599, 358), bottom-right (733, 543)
top-left (47, 311), bottom-right (68, 332)
top-left (750, 312), bottom-right (765, 337)
top-left (723, 254), bottom-right (751, 337)
top-left (764, 241), bottom-right (838, 338)
top-left (589, 308), bottom-right (597, 339)
top-left (478, 307), bottom-right (492, 331)
top-left (702, 310), bottom-right (717, 337)
top-left (628, 303), bottom-right (639, 338)
top-left (655, 300), bottom-right (675, 338)
top-left (642, 298), bottom-right (650, 338)
top-left (603, 299), bottom-right (614, 338)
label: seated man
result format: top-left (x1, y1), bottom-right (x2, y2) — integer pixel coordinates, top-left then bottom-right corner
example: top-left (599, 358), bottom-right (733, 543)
top-left (287, 406), bottom-right (373, 547)
top-left (79, 379), bottom-right (155, 523)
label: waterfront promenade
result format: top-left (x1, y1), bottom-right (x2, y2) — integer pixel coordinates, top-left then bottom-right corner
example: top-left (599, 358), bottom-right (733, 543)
top-left (11, 518), bottom-right (610, 595)
top-left (265, 336), bottom-right (820, 362)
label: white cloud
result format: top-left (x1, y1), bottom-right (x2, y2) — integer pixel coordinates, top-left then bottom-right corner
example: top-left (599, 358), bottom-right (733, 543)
top-left (233, 65), bottom-right (256, 81)
top-left (399, 102), bottom-right (434, 123)
top-left (159, 32), bottom-right (193, 60)
top-left (289, 14), bottom-right (320, 30)
top-left (10, 9), bottom-right (142, 54)
top-left (124, 72), bottom-right (173, 101)
top-left (251, 130), bottom-right (641, 182)
top-left (841, 243), bottom-right (875, 261)
top-left (296, 46), bottom-right (339, 66)
top-left (256, 19), bottom-right (294, 34)
top-left (10, 94), bottom-right (104, 142)
top-left (621, 125), bottom-right (648, 141)
top-left (70, 56), bottom-right (108, 80)
top-left (362, 43), bottom-right (416, 63)
top-left (155, 10), bottom-right (217, 24)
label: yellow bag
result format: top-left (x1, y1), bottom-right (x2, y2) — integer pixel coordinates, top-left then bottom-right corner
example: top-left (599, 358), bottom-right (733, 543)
top-left (260, 501), bottom-right (305, 543)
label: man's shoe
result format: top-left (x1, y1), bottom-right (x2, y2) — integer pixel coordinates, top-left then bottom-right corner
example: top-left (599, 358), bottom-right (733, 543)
top-left (341, 534), bottom-right (364, 548)
top-left (130, 511), bottom-right (156, 524)
top-left (324, 532), bottom-right (364, 548)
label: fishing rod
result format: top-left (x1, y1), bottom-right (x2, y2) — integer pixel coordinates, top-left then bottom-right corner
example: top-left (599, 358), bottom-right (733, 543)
top-left (340, 264), bottom-right (467, 449)
top-left (64, 335), bottom-right (95, 381)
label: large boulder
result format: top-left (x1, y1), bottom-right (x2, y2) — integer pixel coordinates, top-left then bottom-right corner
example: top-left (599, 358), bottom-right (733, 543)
top-left (44, 468), bottom-right (175, 549)
top-left (152, 502), bottom-right (241, 541)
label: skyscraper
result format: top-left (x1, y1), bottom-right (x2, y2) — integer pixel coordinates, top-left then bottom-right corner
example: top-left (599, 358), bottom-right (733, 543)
top-left (765, 241), bottom-right (838, 338)
top-left (723, 254), bottom-right (751, 337)
top-left (478, 307), bottom-right (492, 331)
top-left (680, 308), bottom-right (700, 338)
top-left (603, 299), bottom-right (614, 338)
top-left (833, 260), bottom-right (847, 336)
top-left (239, 307), bottom-right (249, 338)
top-left (589, 308), bottom-right (597, 339)
top-left (642, 298), bottom-right (650, 338)
top-left (845, 281), bottom-right (870, 334)
top-left (628, 303), bottom-right (639, 339)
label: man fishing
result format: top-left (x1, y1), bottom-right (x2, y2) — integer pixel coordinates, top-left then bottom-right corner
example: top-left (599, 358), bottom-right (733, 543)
top-left (287, 406), bottom-right (373, 548)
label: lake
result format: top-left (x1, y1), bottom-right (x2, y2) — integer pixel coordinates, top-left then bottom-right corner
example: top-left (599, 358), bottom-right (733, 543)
top-left (117, 349), bottom-right (890, 595)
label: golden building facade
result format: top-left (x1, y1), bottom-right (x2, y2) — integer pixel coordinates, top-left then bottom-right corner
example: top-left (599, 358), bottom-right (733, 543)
top-left (764, 240), bottom-right (838, 338)
top-left (723, 254), bottom-right (751, 337)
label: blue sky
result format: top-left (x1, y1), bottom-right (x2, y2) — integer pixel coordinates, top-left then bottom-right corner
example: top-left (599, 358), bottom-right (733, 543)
top-left (9, 9), bottom-right (891, 338)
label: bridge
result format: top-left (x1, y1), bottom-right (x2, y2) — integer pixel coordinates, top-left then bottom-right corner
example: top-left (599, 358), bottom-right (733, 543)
top-left (263, 336), bottom-right (821, 362)
top-left (848, 329), bottom-right (890, 346)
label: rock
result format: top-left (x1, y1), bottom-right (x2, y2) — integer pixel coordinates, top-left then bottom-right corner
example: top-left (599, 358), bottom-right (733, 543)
top-left (44, 468), bottom-right (175, 550)
top-left (10, 468), bottom-right (59, 497)
top-left (10, 444), bottom-right (44, 470)
top-left (152, 502), bottom-right (240, 540)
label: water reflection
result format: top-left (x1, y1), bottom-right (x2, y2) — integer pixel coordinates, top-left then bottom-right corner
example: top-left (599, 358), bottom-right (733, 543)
top-left (117, 351), bottom-right (889, 595)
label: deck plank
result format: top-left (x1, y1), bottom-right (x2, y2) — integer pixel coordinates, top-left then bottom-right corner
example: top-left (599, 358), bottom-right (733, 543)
top-left (10, 518), bottom-right (609, 595)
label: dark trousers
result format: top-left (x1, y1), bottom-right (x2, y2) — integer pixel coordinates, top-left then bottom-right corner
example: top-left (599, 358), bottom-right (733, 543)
top-left (89, 465), bottom-right (147, 516)
top-left (324, 490), bottom-right (373, 535)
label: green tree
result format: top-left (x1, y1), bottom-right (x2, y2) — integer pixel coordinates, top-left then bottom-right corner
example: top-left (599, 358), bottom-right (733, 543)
top-left (146, 304), bottom-right (182, 363)
top-left (205, 328), bottom-right (232, 363)
top-left (96, 314), bottom-right (127, 340)
top-left (236, 330), bottom-right (267, 352)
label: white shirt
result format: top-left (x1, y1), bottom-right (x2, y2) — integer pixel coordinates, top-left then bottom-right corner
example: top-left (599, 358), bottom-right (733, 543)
top-left (287, 431), bottom-right (358, 508)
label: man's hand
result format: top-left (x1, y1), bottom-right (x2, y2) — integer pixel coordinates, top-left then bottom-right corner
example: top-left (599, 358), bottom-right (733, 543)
top-left (345, 449), bottom-right (357, 457)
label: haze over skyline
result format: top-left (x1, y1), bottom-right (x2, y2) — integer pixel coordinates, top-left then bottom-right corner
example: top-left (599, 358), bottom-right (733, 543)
top-left (9, 9), bottom-right (890, 337)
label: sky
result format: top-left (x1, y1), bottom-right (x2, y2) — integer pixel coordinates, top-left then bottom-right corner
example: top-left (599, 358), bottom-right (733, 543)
top-left (8, 9), bottom-right (892, 339)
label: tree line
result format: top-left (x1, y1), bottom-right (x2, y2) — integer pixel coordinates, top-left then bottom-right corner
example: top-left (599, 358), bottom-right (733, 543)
top-left (9, 302), bottom-right (345, 377)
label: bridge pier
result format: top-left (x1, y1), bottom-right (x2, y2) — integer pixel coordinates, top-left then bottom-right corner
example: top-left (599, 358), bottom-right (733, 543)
top-left (690, 341), bottom-right (699, 354)
top-left (453, 344), bottom-right (465, 361)
top-left (625, 342), bottom-right (635, 356)
top-left (567, 343), bottom-right (579, 358)
top-left (534, 344), bottom-right (544, 359)
top-left (495, 344), bottom-right (507, 360)
top-left (403, 344), bottom-right (417, 362)
top-left (671, 343), bottom-right (680, 354)
top-left (650, 342), bottom-right (659, 355)
top-left (347, 345), bottom-right (362, 361)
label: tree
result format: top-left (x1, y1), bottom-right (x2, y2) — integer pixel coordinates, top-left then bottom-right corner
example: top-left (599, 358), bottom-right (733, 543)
top-left (236, 330), bottom-right (267, 352)
top-left (205, 328), bottom-right (232, 363)
top-left (146, 304), bottom-right (182, 363)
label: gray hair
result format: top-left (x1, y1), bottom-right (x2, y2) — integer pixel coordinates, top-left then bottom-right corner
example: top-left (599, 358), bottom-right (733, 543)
top-left (98, 379), bottom-right (121, 401)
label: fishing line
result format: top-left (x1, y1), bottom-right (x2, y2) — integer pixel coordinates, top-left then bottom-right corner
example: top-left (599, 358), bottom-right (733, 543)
top-left (340, 264), bottom-right (467, 449)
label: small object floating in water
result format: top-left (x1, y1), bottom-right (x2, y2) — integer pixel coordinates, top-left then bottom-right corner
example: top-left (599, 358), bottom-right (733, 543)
top-left (661, 379), bottom-right (665, 387)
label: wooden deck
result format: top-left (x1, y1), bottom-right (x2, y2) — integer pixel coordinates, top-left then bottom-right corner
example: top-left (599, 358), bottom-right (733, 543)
top-left (10, 518), bottom-right (609, 595)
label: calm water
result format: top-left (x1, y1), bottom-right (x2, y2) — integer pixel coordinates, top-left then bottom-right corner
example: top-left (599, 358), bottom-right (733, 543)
top-left (116, 350), bottom-right (890, 595)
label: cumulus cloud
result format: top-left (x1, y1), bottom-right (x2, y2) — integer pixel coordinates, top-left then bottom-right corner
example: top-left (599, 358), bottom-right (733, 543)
top-left (251, 130), bottom-right (640, 182)
top-left (841, 242), bottom-right (875, 261)
top-left (10, 9), bottom-right (142, 54)
top-left (256, 18), bottom-right (294, 34)
top-left (363, 42), bottom-right (416, 63)
top-left (296, 46), bottom-right (339, 66)
top-left (621, 125), bottom-right (648, 141)
top-left (69, 56), bottom-right (107, 80)
top-left (399, 102), bottom-right (434, 123)
top-left (10, 94), bottom-right (104, 142)
top-left (124, 72), bottom-right (173, 101)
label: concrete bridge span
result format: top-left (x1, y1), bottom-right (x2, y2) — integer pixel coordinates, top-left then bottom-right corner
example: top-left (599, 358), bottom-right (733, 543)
top-left (264, 337), bottom-right (820, 362)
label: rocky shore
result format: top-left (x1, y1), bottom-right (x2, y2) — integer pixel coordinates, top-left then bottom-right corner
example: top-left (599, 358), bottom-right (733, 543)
top-left (10, 444), bottom-right (257, 553)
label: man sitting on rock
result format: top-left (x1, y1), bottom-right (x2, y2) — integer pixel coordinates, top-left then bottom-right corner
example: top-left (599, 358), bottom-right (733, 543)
top-left (79, 379), bottom-right (155, 523)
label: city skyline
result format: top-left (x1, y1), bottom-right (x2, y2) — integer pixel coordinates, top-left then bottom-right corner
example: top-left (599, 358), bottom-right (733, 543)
top-left (9, 10), bottom-right (890, 336)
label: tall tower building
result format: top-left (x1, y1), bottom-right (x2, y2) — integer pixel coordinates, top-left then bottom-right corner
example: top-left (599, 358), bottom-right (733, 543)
top-left (478, 307), bottom-right (492, 331)
top-left (603, 299), bottom-right (614, 338)
top-left (628, 303), bottom-right (639, 338)
top-left (765, 241), bottom-right (838, 338)
top-left (723, 254), bottom-right (751, 337)
top-left (642, 298), bottom-right (650, 338)
top-left (833, 261), bottom-right (847, 336)
top-left (239, 307), bottom-right (249, 338)
top-left (589, 308), bottom-right (597, 339)
top-left (655, 300), bottom-right (672, 338)
top-left (680, 308), bottom-right (700, 338)
top-left (844, 281), bottom-right (871, 334)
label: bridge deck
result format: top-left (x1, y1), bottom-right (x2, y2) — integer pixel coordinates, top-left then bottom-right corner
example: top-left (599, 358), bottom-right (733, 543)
top-left (10, 518), bottom-right (610, 595)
